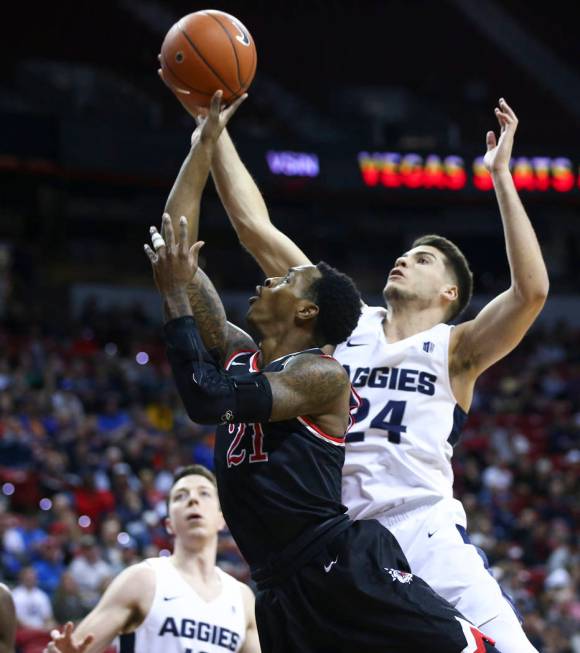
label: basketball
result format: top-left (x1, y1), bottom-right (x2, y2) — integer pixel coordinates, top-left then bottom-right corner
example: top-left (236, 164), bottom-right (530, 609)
top-left (160, 10), bottom-right (257, 107)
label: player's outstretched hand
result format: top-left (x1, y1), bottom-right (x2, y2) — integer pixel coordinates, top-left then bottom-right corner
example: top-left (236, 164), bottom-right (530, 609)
top-left (144, 214), bottom-right (204, 295)
top-left (483, 98), bottom-right (518, 174)
top-left (158, 56), bottom-right (247, 145)
top-left (195, 89), bottom-right (247, 148)
top-left (44, 622), bottom-right (94, 653)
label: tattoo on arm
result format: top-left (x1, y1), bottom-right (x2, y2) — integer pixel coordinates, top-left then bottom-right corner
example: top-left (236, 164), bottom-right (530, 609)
top-left (186, 268), bottom-right (257, 364)
top-left (266, 354), bottom-right (349, 422)
top-left (186, 269), bottom-right (229, 358)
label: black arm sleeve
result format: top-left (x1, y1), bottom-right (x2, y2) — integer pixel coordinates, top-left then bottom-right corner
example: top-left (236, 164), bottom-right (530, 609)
top-left (164, 316), bottom-right (273, 425)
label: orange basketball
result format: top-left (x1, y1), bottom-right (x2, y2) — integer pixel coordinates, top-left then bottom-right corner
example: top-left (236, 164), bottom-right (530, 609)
top-left (160, 10), bottom-right (257, 107)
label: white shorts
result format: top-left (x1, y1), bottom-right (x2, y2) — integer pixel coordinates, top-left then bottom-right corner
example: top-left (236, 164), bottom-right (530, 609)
top-left (376, 497), bottom-right (516, 628)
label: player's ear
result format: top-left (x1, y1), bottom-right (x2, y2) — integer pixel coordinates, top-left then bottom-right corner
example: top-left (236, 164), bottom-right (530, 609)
top-left (164, 516), bottom-right (174, 536)
top-left (217, 510), bottom-right (226, 532)
top-left (295, 299), bottom-right (319, 324)
top-left (441, 283), bottom-right (458, 304)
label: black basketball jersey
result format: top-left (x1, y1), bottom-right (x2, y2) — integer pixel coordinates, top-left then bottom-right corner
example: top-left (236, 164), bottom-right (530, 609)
top-left (214, 348), bottom-right (359, 570)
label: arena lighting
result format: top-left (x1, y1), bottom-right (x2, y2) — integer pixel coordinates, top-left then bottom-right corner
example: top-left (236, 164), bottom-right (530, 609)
top-left (266, 151), bottom-right (320, 177)
top-left (136, 351), bottom-right (150, 365)
top-left (358, 152), bottom-right (579, 192)
top-left (39, 498), bottom-right (52, 511)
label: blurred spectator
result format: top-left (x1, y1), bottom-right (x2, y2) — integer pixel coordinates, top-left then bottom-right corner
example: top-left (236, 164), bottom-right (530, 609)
top-left (32, 537), bottom-right (65, 596)
top-left (67, 536), bottom-right (112, 611)
top-left (51, 572), bottom-right (87, 625)
top-left (12, 566), bottom-right (54, 630)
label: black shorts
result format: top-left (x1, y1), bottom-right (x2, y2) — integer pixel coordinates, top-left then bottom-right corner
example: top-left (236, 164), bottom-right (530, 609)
top-left (254, 519), bottom-right (498, 653)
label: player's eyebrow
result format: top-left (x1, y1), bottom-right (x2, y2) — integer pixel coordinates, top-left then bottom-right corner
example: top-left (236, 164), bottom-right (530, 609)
top-left (411, 250), bottom-right (437, 260)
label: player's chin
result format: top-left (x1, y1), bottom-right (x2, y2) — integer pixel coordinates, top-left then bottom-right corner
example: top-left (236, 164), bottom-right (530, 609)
top-left (383, 278), bottom-right (400, 294)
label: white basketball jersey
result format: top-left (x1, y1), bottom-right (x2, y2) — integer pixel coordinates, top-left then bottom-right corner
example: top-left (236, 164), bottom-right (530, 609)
top-left (131, 557), bottom-right (246, 653)
top-left (336, 305), bottom-right (467, 520)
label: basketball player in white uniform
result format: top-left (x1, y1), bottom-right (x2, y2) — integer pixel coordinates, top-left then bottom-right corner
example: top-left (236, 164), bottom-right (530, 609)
top-left (45, 465), bottom-right (259, 653)
top-left (159, 85), bottom-right (546, 652)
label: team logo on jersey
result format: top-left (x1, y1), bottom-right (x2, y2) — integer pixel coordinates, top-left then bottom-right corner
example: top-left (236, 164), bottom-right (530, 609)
top-left (220, 409), bottom-right (234, 424)
top-left (423, 341), bottom-right (435, 353)
top-left (385, 568), bottom-right (413, 584)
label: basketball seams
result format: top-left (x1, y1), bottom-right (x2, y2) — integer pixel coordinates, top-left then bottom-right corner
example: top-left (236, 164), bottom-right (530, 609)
top-left (204, 12), bottom-right (244, 92)
top-left (178, 23), bottom-right (236, 95)
top-left (161, 52), bottom-right (214, 97)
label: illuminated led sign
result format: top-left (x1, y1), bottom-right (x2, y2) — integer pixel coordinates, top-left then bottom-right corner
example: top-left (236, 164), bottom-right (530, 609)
top-left (266, 151), bottom-right (319, 177)
top-left (358, 152), bottom-right (579, 192)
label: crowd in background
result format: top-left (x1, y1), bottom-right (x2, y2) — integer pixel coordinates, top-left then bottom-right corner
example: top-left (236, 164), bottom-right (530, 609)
top-left (0, 298), bottom-right (578, 653)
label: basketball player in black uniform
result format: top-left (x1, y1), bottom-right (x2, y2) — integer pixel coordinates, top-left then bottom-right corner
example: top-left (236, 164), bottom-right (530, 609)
top-left (144, 210), bottom-right (498, 652)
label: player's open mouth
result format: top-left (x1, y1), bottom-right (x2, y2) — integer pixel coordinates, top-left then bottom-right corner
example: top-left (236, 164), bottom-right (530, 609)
top-left (186, 513), bottom-right (202, 521)
top-left (389, 269), bottom-right (405, 279)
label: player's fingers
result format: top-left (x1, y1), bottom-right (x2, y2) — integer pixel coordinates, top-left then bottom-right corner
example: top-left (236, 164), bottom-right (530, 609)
top-left (223, 93), bottom-right (248, 122)
top-left (498, 98), bottom-right (517, 121)
top-left (494, 108), bottom-right (510, 127)
top-left (190, 241), bottom-right (205, 263)
top-left (144, 244), bottom-right (158, 264)
top-left (178, 216), bottom-right (189, 255)
top-left (150, 226), bottom-right (166, 256)
top-left (64, 622), bottom-right (74, 637)
top-left (209, 90), bottom-right (223, 118)
top-left (79, 634), bottom-right (95, 652)
top-left (485, 130), bottom-right (496, 151)
top-left (161, 213), bottom-right (175, 249)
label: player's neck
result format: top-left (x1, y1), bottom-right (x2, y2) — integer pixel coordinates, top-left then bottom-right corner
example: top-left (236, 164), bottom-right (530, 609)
top-left (384, 304), bottom-right (444, 342)
top-left (258, 332), bottom-right (317, 367)
top-left (171, 538), bottom-right (218, 583)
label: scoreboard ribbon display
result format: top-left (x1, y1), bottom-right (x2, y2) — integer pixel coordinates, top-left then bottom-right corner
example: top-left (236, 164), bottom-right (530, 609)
top-left (264, 149), bottom-right (580, 196)
top-left (358, 152), bottom-right (579, 193)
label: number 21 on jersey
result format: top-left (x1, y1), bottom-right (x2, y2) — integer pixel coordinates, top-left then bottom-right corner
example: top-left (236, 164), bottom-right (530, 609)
top-left (227, 423), bottom-right (269, 467)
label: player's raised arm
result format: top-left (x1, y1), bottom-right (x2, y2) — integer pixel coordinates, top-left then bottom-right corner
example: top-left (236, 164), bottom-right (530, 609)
top-left (450, 100), bottom-right (549, 400)
top-left (212, 129), bottom-right (312, 277)
top-left (161, 88), bottom-right (247, 245)
top-left (45, 564), bottom-right (154, 653)
top-left (160, 63), bottom-right (310, 277)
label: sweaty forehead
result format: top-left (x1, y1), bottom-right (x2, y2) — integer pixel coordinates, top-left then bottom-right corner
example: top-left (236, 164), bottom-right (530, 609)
top-left (292, 264), bottom-right (320, 277)
top-left (291, 265), bottom-right (321, 288)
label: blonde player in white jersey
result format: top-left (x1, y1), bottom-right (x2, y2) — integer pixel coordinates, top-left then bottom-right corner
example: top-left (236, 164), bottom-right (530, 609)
top-left (159, 90), bottom-right (547, 652)
top-left (45, 465), bottom-right (259, 653)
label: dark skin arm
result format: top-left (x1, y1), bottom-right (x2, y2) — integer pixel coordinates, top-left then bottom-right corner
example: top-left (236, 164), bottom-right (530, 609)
top-left (185, 268), bottom-right (256, 364)
top-left (147, 216), bottom-right (257, 365)
top-left (265, 354), bottom-right (350, 433)
top-left (154, 89), bottom-right (252, 362)
top-left (0, 584), bottom-right (16, 653)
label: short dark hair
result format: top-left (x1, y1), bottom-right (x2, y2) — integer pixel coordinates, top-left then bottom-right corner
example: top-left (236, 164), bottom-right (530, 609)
top-left (165, 465), bottom-right (217, 515)
top-left (411, 234), bottom-right (473, 322)
top-left (307, 261), bottom-right (362, 346)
